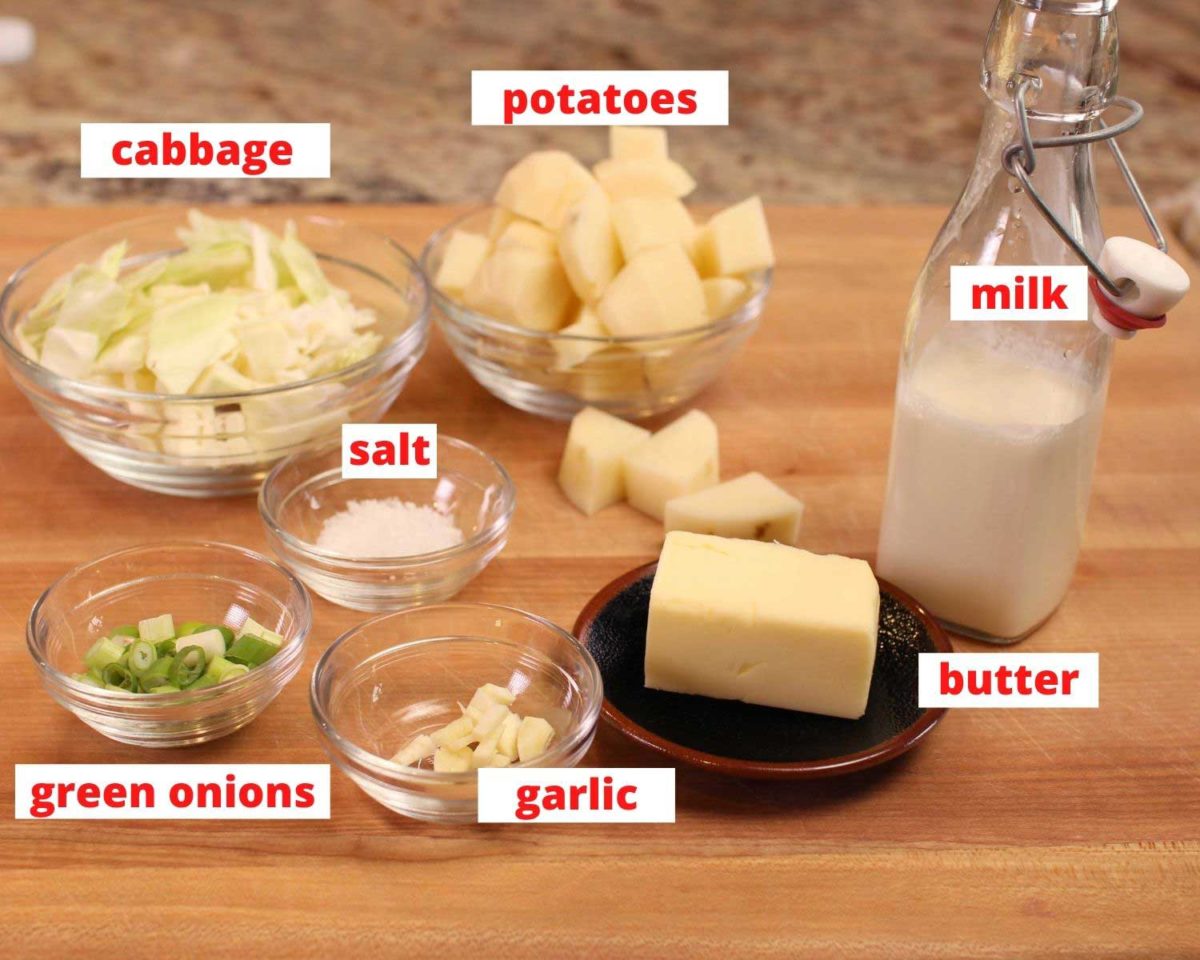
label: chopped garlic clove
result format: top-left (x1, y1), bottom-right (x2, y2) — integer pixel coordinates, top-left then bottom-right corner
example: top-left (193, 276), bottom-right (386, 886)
top-left (390, 734), bottom-right (435, 767)
top-left (472, 701), bottom-right (511, 741)
top-left (433, 746), bottom-right (474, 773)
top-left (517, 716), bottom-right (556, 762)
top-left (472, 727), bottom-right (503, 768)
top-left (431, 715), bottom-right (476, 751)
top-left (498, 712), bottom-right (522, 760)
top-left (478, 683), bottom-right (516, 706)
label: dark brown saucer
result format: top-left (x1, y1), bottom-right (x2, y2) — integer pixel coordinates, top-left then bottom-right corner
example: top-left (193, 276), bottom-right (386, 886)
top-left (574, 561), bottom-right (952, 780)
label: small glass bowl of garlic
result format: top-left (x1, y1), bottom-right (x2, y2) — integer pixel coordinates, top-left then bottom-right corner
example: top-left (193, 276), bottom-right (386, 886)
top-left (310, 603), bottom-right (602, 822)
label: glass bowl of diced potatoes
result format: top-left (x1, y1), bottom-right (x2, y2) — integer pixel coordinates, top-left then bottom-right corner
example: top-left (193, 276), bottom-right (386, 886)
top-left (311, 603), bottom-right (602, 822)
top-left (421, 129), bottom-right (773, 421)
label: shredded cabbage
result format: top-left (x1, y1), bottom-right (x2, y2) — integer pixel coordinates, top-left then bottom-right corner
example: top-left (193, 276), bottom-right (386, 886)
top-left (16, 211), bottom-right (387, 395)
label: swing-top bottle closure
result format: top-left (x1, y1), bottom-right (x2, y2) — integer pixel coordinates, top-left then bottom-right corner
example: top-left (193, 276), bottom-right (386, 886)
top-left (998, 74), bottom-right (1189, 339)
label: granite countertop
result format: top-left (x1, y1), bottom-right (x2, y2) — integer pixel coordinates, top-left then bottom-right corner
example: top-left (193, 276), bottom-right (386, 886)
top-left (0, 0), bottom-right (1195, 208)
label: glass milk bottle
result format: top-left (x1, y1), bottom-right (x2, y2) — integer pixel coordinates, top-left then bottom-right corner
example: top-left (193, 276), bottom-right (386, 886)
top-left (877, 0), bottom-right (1132, 643)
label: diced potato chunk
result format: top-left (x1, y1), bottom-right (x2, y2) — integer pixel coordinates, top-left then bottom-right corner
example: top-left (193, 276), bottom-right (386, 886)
top-left (593, 158), bottom-right (696, 201)
top-left (494, 150), bottom-right (598, 230)
top-left (663, 472), bottom-right (804, 544)
top-left (495, 219), bottom-right (558, 256)
top-left (702, 277), bottom-right (749, 319)
top-left (610, 196), bottom-right (695, 261)
top-left (694, 196), bottom-right (774, 276)
top-left (462, 246), bottom-right (575, 332)
top-left (553, 305), bottom-right (609, 371)
top-left (516, 716), bottom-right (555, 762)
top-left (557, 186), bottom-right (622, 302)
top-left (558, 406), bottom-right (651, 515)
top-left (623, 409), bottom-right (719, 521)
top-left (435, 230), bottom-right (490, 297)
top-left (596, 245), bottom-right (706, 345)
top-left (488, 207), bottom-right (520, 242)
top-left (610, 126), bottom-right (668, 162)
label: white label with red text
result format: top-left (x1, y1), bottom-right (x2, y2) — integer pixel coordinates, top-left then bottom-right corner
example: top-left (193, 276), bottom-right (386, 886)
top-left (918, 653), bottom-right (1099, 708)
top-left (950, 265), bottom-right (1089, 321)
top-left (80, 123), bottom-right (330, 178)
top-left (15, 764), bottom-right (330, 820)
top-left (477, 768), bottom-right (675, 823)
top-left (472, 70), bottom-right (728, 126)
top-left (341, 423), bottom-right (437, 479)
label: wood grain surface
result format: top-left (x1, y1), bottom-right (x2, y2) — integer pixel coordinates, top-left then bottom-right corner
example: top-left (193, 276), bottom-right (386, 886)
top-left (0, 206), bottom-right (1196, 959)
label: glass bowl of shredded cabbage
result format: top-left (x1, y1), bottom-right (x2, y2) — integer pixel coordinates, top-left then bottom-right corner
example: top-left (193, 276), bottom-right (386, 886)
top-left (0, 210), bottom-right (430, 496)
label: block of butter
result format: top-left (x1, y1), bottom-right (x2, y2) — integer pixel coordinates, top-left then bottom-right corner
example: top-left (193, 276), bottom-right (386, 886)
top-left (645, 532), bottom-right (880, 719)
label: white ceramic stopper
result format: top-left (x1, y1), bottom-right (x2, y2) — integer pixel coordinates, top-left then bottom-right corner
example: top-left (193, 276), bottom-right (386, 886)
top-left (1098, 236), bottom-right (1190, 318)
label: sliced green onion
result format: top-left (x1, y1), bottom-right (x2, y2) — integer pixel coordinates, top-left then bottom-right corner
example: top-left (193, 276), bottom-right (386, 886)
top-left (239, 617), bottom-right (283, 647)
top-left (137, 655), bottom-right (173, 687)
top-left (84, 637), bottom-right (125, 673)
top-left (204, 656), bottom-right (250, 683)
top-left (137, 614), bottom-right (175, 644)
top-left (225, 634), bottom-right (279, 667)
top-left (125, 640), bottom-right (157, 676)
top-left (101, 662), bottom-right (135, 690)
top-left (168, 646), bottom-right (206, 688)
top-left (81, 614), bottom-right (273, 694)
top-left (182, 628), bottom-right (226, 663)
top-left (144, 683), bottom-right (181, 695)
top-left (181, 622), bottom-right (234, 646)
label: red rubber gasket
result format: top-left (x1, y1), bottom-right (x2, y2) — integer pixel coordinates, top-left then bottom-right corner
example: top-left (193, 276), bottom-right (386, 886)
top-left (1089, 276), bottom-right (1167, 331)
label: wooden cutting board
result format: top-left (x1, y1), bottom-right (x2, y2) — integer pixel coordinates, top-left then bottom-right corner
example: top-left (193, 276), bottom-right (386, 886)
top-left (0, 206), bottom-right (1196, 959)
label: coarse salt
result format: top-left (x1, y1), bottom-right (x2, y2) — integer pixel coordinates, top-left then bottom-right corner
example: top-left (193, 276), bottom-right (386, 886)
top-left (315, 498), bottom-right (464, 558)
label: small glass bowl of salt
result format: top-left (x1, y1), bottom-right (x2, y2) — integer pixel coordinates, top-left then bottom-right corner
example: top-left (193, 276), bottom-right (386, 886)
top-left (258, 437), bottom-right (515, 612)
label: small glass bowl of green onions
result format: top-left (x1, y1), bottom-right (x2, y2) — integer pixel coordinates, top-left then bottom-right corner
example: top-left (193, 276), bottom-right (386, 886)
top-left (27, 541), bottom-right (312, 747)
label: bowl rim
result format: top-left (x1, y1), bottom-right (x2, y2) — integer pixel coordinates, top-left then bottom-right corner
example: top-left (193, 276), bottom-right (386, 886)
top-left (574, 561), bottom-right (953, 781)
top-left (257, 435), bottom-right (517, 566)
top-left (420, 205), bottom-right (773, 346)
top-left (27, 539), bottom-right (314, 708)
top-left (0, 210), bottom-right (431, 404)
top-left (310, 602), bottom-right (604, 783)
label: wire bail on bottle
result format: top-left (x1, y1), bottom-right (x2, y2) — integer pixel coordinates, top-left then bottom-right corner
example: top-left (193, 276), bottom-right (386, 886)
top-left (1000, 76), bottom-right (1179, 332)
